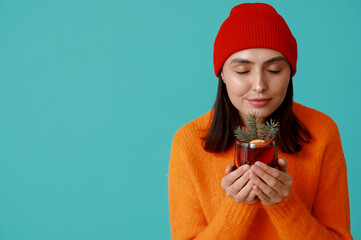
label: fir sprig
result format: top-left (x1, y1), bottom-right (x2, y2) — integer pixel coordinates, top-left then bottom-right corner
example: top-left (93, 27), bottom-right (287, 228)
top-left (234, 126), bottom-right (251, 142)
top-left (259, 119), bottom-right (279, 140)
top-left (245, 111), bottom-right (263, 139)
top-left (234, 112), bottom-right (279, 142)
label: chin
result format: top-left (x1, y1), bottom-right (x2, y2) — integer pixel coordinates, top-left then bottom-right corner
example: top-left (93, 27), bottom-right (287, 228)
top-left (258, 110), bottom-right (272, 118)
top-left (250, 108), bottom-right (274, 118)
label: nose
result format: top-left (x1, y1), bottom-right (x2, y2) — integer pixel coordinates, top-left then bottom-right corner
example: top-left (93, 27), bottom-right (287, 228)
top-left (252, 71), bottom-right (268, 93)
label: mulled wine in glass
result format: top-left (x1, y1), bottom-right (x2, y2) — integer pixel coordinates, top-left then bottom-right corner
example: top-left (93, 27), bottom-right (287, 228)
top-left (234, 140), bottom-right (279, 169)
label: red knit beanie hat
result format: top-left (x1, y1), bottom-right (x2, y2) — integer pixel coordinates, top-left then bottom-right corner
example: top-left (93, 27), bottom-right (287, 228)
top-left (213, 3), bottom-right (297, 77)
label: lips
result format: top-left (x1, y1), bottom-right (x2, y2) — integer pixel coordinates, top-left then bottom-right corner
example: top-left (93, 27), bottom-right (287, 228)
top-left (247, 98), bottom-right (272, 107)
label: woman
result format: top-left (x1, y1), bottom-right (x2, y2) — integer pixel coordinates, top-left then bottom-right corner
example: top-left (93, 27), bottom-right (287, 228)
top-left (168, 3), bottom-right (352, 240)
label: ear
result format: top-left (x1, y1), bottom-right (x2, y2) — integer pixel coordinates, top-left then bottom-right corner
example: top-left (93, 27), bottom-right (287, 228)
top-left (220, 72), bottom-right (225, 83)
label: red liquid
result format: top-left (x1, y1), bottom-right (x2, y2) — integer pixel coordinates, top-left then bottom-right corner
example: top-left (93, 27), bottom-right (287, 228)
top-left (234, 141), bottom-right (279, 169)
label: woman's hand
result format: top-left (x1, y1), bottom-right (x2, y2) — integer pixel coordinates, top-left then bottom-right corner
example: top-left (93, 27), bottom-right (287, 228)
top-left (249, 158), bottom-right (293, 206)
top-left (221, 164), bottom-right (259, 204)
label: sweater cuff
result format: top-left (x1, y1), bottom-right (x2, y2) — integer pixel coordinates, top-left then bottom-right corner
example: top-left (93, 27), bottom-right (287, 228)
top-left (221, 196), bottom-right (259, 221)
top-left (262, 187), bottom-right (306, 222)
top-left (209, 196), bottom-right (260, 239)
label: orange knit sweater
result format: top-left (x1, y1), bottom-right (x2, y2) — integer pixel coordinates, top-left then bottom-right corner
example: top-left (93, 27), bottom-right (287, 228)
top-left (168, 102), bottom-right (352, 240)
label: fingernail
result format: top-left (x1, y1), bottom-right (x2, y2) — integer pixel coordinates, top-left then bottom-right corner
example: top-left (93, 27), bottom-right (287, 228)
top-left (255, 161), bottom-right (262, 166)
top-left (242, 165), bottom-right (250, 171)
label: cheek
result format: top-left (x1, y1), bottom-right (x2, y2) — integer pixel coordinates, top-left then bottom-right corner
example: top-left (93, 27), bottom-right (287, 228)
top-left (280, 80), bottom-right (290, 94)
top-left (272, 79), bottom-right (290, 100)
top-left (225, 79), bottom-right (250, 97)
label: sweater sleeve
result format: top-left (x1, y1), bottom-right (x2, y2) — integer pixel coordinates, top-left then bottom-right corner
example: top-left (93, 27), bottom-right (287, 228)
top-left (262, 120), bottom-right (352, 240)
top-left (168, 129), bottom-right (260, 240)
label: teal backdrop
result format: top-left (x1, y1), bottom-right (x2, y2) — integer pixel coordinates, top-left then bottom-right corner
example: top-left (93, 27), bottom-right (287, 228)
top-left (0, 0), bottom-right (360, 239)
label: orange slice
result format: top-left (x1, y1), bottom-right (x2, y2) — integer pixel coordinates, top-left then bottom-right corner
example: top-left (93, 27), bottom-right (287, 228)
top-left (250, 139), bottom-right (265, 147)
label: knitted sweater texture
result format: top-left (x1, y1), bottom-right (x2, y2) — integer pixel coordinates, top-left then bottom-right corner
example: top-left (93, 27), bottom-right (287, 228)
top-left (168, 102), bottom-right (352, 240)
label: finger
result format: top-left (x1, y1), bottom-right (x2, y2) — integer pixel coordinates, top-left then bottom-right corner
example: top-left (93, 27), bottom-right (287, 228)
top-left (249, 169), bottom-right (279, 199)
top-left (254, 161), bottom-right (288, 184)
top-left (222, 164), bottom-right (250, 189)
top-left (247, 188), bottom-right (258, 201)
top-left (245, 183), bottom-right (258, 201)
top-left (225, 165), bottom-right (235, 174)
top-left (227, 172), bottom-right (250, 197)
top-left (278, 158), bottom-right (288, 172)
top-left (250, 164), bottom-right (284, 194)
top-left (252, 185), bottom-right (271, 204)
top-left (234, 179), bottom-right (253, 200)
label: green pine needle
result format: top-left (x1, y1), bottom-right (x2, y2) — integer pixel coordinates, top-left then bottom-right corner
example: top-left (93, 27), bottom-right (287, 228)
top-left (234, 126), bottom-right (251, 141)
top-left (234, 112), bottom-right (279, 141)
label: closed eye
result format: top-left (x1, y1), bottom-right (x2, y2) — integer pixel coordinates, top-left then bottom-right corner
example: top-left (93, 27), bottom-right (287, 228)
top-left (237, 70), bottom-right (281, 74)
top-left (237, 71), bottom-right (249, 74)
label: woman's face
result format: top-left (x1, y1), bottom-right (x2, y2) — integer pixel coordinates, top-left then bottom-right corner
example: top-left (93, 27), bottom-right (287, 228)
top-left (221, 48), bottom-right (291, 123)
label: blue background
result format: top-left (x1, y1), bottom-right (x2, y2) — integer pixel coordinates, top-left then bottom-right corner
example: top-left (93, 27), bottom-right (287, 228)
top-left (0, 0), bottom-right (360, 239)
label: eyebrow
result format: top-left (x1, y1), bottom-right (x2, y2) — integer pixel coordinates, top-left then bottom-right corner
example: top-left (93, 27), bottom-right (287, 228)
top-left (230, 56), bottom-right (287, 65)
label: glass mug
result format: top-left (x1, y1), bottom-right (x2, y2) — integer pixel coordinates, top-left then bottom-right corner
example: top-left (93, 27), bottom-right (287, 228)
top-left (234, 140), bottom-right (279, 169)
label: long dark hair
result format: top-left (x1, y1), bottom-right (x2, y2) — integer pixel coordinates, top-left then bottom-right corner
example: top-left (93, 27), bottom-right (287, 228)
top-left (202, 74), bottom-right (312, 154)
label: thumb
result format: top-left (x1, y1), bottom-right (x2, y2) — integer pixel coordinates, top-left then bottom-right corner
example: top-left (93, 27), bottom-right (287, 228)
top-left (225, 165), bottom-right (236, 174)
top-left (278, 158), bottom-right (288, 172)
